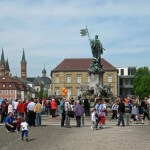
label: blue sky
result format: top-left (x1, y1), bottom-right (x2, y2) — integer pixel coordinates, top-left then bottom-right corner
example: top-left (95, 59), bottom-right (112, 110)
top-left (0, 0), bottom-right (150, 77)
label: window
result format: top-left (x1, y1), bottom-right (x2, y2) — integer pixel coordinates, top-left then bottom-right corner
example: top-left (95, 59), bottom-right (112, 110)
top-left (9, 84), bottom-right (12, 87)
top-left (67, 88), bottom-right (72, 96)
top-left (87, 76), bottom-right (90, 83)
top-left (56, 76), bottom-right (59, 83)
top-left (2, 84), bottom-right (6, 87)
top-left (67, 76), bottom-right (71, 83)
top-left (108, 76), bottom-right (112, 82)
top-left (77, 76), bottom-right (81, 83)
top-left (4, 90), bottom-right (8, 95)
top-left (120, 78), bottom-right (123, 85)
top-left (77, 88), bottom-right (81, 96)
top-left (131, 79), bottom-right (133, 85)
top-left (121, 69), bottom-right (124, 75)
top-left (125, 79), bottom-right (128, 85)
top-left (0, 90), bottom-right (2, 95)
top-left (10, 90), bottom-right (14, 94)
top-left (128, 68), bottom-right (136, 75)
top-left (56, 89), bottom-right (59, 95)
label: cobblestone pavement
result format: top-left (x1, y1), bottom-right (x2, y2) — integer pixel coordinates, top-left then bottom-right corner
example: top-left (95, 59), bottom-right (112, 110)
top-left (0, 121), bottom-right (150, 150)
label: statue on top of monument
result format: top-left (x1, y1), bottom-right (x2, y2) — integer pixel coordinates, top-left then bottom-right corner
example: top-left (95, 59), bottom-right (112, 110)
top-left (90, 35), bottom-right (104, 61)
top-left (80, 26), bottom-right (105, 74)
top-left (80, 27), bottom-right (105, 62)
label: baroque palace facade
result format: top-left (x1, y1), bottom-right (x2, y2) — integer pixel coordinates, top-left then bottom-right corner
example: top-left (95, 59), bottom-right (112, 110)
top-left (51, 58), bottom-right (118, 98)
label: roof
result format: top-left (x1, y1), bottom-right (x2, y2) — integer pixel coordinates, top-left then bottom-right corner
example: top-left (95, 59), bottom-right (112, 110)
top-left (0, 75), bottom-right (35, 92)
top-left (52, 58), bottom-right (117, 72)
top-left (33, 76), bottom-right (51, 86)
top-left (26, 77), bottom-right (36, 83)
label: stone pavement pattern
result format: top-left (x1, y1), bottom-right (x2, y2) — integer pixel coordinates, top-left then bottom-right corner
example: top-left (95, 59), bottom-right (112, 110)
top-left (0, 125), bottom-right (150, 150)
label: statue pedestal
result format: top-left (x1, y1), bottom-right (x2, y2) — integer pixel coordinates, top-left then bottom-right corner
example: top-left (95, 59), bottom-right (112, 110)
top-left (89, 73), bottom-right (103, 90)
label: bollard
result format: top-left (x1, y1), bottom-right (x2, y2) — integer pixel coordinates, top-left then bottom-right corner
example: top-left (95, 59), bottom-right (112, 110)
top-left (82, 114), bottom-right (84, 126)
top-left (126, 114), bottom-right (129, 126)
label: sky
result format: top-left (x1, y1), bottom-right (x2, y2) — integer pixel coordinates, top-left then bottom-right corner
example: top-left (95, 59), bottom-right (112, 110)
top-left (0, 0), bottom-right (150, 77)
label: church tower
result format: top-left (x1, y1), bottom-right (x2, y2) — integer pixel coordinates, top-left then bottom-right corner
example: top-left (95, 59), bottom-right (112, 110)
top-left (5, 58), bottom-right (10, 75)
top-left (21, 49), bottom-right (27, 79)
top-left (0, 48), bottom-right (6, 76)
top-left (42, 65), bottom-right (47, 77)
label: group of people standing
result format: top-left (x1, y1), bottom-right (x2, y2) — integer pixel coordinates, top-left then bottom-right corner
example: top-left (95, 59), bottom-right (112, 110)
top-left (60, 98), bottom-right (84, 128)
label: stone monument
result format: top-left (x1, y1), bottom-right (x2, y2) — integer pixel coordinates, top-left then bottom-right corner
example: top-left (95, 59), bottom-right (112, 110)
top-left (80, 27), bottom-right (106, 98)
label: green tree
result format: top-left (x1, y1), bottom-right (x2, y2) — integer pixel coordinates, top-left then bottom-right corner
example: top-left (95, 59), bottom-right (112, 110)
top-left (133, 67), bottom-right (150, 99)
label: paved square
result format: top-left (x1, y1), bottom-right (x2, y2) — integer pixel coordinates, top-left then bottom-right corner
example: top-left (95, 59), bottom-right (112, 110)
top-left (0, 125), bottom-right (150, 150)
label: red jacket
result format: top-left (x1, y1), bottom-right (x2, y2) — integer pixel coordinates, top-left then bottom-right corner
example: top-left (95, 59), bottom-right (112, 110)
top-left (17, 102), bottom-right (25, 114)
top-left (50, 100), bottom-right (57, 110)
top-left (24, 102), bottom-right (29, 112)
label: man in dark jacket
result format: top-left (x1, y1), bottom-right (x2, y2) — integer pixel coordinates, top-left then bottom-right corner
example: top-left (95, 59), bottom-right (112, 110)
top-left (83, 98), bottom-right (90, 116)
top-left (117, 99), bottom-right (125, 126)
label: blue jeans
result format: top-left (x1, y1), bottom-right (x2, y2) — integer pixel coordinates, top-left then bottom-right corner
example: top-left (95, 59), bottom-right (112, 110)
top-left (36, 112), bottom-right (42, 125)
top-left (22, 130), bottom-right (28, 138)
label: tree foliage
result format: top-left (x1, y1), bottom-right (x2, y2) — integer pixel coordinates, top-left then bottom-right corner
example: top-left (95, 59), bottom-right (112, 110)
top-left (133, 67), bottom-right (150, 99)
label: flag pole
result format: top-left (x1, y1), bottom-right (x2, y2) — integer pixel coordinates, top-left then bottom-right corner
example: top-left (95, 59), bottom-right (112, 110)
top-left (86, 25), bottom-right (90, 39)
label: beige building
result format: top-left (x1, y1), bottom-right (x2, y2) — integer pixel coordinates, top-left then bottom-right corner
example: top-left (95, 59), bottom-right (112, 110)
top-left (51, 58), bottom-right (118, 98)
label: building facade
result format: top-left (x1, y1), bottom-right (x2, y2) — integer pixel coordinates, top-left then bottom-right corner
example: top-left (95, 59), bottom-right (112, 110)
top-left (0, 75), bottom-right (36, 101)
top-left (117, 67), bottom-right (137, 98)
top-left (51, 58), bottom-right (118, 98)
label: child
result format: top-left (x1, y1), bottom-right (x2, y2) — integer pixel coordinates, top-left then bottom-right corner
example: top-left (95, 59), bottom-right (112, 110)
top-left (98, 108), bottom-right (106, 129)
top-left (15, 116), bottom-right (21, 132)
top-left (91, 109), bottom-right (98, 131)
top-left (20, 118), bottom-right (29, 142)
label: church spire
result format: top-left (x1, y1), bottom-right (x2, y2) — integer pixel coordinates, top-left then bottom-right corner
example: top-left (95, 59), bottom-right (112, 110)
top-left (21, 48), bottom-right (27, 79)
top-left (1, 47), bottom-right (5, 64)
top-left (21, 48), bottom-right (27, 64)
top-left (5, 58), bottom-right (10, 75)
top-left (6, 58), bottom-right (10, 71)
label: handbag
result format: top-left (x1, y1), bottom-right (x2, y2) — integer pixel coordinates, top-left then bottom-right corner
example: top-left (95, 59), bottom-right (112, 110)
top-left (68, 111), bottom-right (74, 118)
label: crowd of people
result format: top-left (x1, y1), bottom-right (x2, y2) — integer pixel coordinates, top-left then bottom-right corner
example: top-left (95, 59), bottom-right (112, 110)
top-left (110, 96), bottom-right (150, 125)
top-left (0, 95), bottom-right (150, 136)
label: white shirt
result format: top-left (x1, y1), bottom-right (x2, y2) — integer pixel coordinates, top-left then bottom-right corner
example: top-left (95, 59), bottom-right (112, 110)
top-left (27, 102), bottom-right (36, 111)
top-left (8, 104), bottom-right (14, 114)
top-left (91, 112), bottom-right (96, 122)
top-left (147, 98), bottom-right (150, 105)
top-left (21, 122), bottom-right (28, 131)
top-left (14, 101), bottom-right (19, 109)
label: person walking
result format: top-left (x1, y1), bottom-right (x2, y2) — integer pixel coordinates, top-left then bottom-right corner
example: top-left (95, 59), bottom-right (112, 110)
top-left (130, 101), bottom-right (139, 124)
top-left (21, 118), bottom-right (29, 142)
top-left (50, 99), bottom-right (57, 118)
top-left (27, 98), bottom-right (36, 126)
top-left (117, 99), bottom-right (125, 127)
top-left (110, 101), bottom-right (118, 121)
top-left (74, 100), bottom-right (84, 127)
top-left (34, 99), bottom-right (43, 126)
top-left (60, 98), bottom-right (65, 127)
top-left (91, 109), bottom-right (98, 131)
